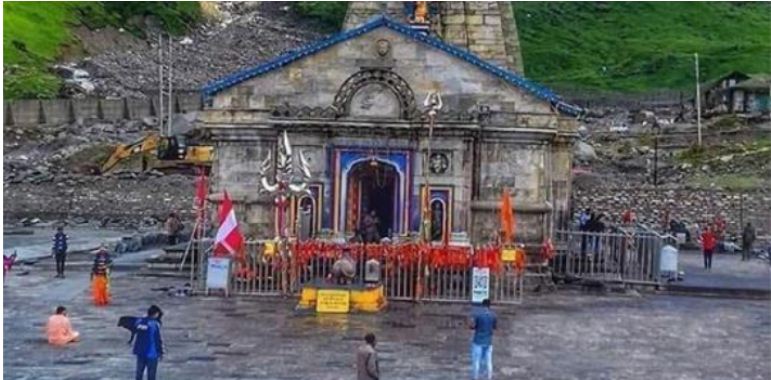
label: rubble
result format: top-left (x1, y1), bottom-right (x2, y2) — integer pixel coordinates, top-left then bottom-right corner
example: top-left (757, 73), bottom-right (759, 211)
top-left (74, 2), bottom-right (325, 97)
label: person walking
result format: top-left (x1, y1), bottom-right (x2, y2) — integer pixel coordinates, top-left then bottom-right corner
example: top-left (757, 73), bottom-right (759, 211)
top-left (700, 226), bottom-right (718, 271)
top-left (46, 306), bottom-right (80, 346)
top-left (52, 226), bottom-right (68, 278)
top-left (133, 305), bottom-right (164, 380)
top-left (741, 222), bottom-right (756, 261)
top-left (469, 298), bottom-right (497, 380)
top-left (91, 247), bottom-right (112, 306)
top-left (356, 333), bottom-right (380, 380)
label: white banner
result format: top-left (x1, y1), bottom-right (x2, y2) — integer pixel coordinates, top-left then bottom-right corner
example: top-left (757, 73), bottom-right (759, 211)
top-left (471, 267), bottom-right (490, 303)
top-left (206, 257), bottom-right (231, 290)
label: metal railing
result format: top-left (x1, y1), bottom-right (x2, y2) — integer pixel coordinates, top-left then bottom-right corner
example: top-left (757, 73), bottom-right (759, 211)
top-left (552, 228), bottom-right (662, 285)
top-left (192, 240), bottom-right (523, 304)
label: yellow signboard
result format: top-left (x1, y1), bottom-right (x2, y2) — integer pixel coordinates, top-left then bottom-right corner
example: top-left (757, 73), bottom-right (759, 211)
top-left (316, 289), bottom-right (351, 313)
top-left (264, 241), bottom-right (276, 257)
top-left (501, 248), bottom-right (517, 262)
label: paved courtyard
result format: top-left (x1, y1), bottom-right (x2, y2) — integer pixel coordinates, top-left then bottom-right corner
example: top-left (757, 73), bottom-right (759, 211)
top-left (3, 257), bottom-right (770, 380)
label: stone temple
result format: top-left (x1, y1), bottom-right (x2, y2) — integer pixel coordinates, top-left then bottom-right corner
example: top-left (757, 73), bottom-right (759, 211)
top-left (200, 2), bottom-right (581, 248)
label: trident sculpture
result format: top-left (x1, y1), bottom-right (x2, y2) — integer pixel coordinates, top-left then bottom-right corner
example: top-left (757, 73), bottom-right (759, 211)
top-left (421, 91), bottom-right (442, 242)
top-left (259, 130), bottom-right (312, 294)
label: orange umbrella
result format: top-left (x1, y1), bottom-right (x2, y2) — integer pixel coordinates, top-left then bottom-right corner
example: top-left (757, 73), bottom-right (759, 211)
top-left (500, 187), bottom-right (515, 244)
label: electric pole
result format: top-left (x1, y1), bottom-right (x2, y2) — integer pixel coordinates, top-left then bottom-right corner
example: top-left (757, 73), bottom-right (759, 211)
top-left (695, 53), bottom-right (702, 147)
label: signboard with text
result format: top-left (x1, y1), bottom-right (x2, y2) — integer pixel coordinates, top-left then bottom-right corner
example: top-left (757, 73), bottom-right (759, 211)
top-left (206, 257), bottom-right (231, 292)
top-left (471, 267), bottom-right (490, 303)
top-left (316, 289), bottom-right (351, 313)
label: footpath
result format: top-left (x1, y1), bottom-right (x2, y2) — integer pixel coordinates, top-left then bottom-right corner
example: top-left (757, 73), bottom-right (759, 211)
top-left (662, 249), bottom-right (770, 299)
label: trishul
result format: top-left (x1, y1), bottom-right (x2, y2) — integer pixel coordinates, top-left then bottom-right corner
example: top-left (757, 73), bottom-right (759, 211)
top-left (259, 130), bottom-right (312, 237)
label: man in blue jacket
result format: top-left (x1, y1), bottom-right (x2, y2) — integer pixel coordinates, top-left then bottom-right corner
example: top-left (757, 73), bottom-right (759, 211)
top-left (469, 299), bottom-right (497, 380)
top-left (52, 227), bottom-right (68, 278)
top-left (133, 305), bottom-right (164, 380)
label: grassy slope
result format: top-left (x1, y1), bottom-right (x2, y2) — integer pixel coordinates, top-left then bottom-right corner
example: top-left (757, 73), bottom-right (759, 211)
top-left (4, 2), bottom-right (85, 98)
top-left (3, 2), bottom-right (201, 99)
top-left (514, 2), bottom-right (771, 91)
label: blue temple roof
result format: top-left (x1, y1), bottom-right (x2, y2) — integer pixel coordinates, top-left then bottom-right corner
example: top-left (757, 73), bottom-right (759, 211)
top-left (202, 15), bottom-right (583, 116)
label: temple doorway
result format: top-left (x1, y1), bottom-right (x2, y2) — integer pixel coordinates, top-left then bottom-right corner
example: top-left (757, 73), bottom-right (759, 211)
top-left (345, 159), bottom-right (399, 239)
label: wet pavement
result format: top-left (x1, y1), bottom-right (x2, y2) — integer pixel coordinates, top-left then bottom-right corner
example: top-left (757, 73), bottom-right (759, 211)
top-left (4, 262), bottom-right (770, 380)
top-left (676, 250), bottom-right (771, 291)
top-left (3, 227), bottom-right (129, 261)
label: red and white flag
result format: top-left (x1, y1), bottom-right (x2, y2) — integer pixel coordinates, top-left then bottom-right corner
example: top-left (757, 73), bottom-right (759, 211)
top-left (214, 190), bottom-right (244, 258)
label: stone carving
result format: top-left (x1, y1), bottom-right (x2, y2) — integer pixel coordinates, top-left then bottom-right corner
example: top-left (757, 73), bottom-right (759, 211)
top-left (333, 69), bottom-right (418, 119)
top-left (376, 39), bottom-right (391, 57)
top-left (429, 152), bottom-right (450, 174)
top-left (349, 83), bottom-right (400, 119)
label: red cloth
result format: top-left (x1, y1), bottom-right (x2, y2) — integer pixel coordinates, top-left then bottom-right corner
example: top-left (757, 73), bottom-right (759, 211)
top-left (701, 231), bottom-right (717, 251)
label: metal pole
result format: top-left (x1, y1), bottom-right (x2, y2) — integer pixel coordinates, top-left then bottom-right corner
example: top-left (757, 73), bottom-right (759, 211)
top-left (158, 34), bottom-right (163, 135)
top-left (695, 53), bottom-right (702, 146)
top-left (653, 131), bottom-right (658, 187)
top-left (167, 34), bottom-right (173, 137)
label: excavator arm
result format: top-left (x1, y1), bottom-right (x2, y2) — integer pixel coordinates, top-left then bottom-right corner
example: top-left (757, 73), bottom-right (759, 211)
top-left (100, 133), bottom-right (161, 174)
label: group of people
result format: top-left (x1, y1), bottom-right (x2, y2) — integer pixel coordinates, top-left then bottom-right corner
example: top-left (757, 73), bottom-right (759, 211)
top-left (356, 298), bottom-right (498, 380)
top-left (578, 208), bottom-right (607, 255)
top-left (697, 221), bottom-right (757, 270)
top-left (45, 304), bottom-right (164, 380)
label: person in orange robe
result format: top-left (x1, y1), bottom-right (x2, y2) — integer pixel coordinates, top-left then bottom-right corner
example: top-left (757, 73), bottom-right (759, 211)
top-left (91, 248), bottom-right (112, 306)
top-left (46, 306), bottom-right (80, 346)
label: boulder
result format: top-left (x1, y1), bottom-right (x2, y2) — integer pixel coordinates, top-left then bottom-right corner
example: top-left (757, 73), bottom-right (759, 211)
top-left (574, 141), bottom-right (598, 162)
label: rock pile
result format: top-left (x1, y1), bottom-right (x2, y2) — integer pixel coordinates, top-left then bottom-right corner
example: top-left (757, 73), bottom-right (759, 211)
top-left (75, 2), bottom-right (325, 97)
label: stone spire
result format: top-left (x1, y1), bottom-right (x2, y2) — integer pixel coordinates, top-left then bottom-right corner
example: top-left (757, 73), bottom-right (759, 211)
top-left (343, 1), bottom-right (525, 74)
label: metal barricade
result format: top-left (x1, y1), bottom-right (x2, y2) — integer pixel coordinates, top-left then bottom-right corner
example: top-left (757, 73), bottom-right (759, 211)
top-left (191, 240), bottom-right (523, 304)
top-left (552, 229), bottom-right (662, 285)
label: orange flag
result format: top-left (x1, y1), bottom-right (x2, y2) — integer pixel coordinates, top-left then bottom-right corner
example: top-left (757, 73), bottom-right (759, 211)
top-left (500, 187), bottom-right (515, 244)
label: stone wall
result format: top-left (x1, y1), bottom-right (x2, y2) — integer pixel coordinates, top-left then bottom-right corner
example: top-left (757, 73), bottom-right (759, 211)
top-left (573, 187), bottom-right (771, 236)
top-left (3, 92), bottom-right (202, 126)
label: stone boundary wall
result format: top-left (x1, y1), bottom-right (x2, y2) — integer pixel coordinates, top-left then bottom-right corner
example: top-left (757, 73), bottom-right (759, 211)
top-left (4, 92), bottom-right (202, 126)
top-left (573, 187), bottom-right (771, 237)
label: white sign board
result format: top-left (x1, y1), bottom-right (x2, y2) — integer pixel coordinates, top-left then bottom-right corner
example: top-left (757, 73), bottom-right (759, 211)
top-left (471, 267), bottom-right (490, 303)
top-left (659, 245), bottom-right (678, 273)
top-left (206, 257), bottom-right (231, 291)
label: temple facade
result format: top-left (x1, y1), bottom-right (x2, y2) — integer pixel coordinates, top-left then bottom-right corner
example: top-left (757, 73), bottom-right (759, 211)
top-left (200, 2), bottom-right (580, 248)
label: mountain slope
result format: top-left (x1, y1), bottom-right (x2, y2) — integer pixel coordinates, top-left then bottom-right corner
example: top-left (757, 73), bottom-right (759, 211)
top-left (514, 2), bottom-right (771, 91)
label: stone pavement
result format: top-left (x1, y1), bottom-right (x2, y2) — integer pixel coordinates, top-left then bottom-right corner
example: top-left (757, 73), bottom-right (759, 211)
top-left (3, 227), bottom-right (129, 261)
top-left (4, 263), bottom-right (770, 380)
top-left (675, 250), bottom-right (770, 291)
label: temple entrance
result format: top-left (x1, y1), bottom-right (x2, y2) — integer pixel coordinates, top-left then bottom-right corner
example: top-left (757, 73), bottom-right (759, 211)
top-left (345, 159), bottom-right (399, 240)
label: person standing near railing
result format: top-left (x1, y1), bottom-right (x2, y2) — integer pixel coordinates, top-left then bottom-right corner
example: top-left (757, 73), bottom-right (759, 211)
top-left (700, 226), bottom-right (718, 271)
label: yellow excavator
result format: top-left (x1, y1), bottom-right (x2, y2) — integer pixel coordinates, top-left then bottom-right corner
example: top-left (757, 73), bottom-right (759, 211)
top-left (100, 132), bottom-right (213, 174)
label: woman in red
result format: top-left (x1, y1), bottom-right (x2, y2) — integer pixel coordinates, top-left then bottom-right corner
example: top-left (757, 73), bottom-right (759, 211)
top-left (700, 226), bottom-right (718, 271)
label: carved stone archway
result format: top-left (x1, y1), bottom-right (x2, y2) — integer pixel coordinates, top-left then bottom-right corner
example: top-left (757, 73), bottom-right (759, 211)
top-left (333, 69), bottom-right (418, 119)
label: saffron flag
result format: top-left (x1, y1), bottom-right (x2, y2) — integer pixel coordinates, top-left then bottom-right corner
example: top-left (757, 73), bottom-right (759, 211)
top-left (214, 191), bottom-right (245, 258)
top-left (500, 187), bottom-right (515, 244)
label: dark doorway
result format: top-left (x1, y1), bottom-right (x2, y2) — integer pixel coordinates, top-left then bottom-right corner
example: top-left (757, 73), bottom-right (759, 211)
top-left (347, 160), bottom-right (398, 239)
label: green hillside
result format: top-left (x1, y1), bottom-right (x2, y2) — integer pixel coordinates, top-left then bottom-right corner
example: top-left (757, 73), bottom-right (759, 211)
top-left (514, 2), bottom-right (771, 92)
top-left (3, 1), bottom-right (201, 99)
top-left (4, 2), bottom-right (770, 99)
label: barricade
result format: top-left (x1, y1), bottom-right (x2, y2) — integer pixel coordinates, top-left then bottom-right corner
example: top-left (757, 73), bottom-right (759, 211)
top-left (552, 229), bottom-right (662, 285)
top-left (192, 240), bottom-right (524, 304)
